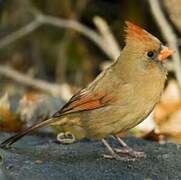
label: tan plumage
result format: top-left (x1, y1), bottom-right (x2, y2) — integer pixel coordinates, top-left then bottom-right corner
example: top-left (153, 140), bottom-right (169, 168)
top-left (0, 22), bottom-right (174, 159)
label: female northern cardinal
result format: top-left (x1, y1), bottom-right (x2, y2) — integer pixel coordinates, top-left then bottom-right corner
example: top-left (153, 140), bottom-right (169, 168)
top-left (1, 22), bottom-right (174, 160)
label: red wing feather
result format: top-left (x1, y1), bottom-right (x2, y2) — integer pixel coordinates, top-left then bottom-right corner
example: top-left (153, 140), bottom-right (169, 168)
top-left (53, 89), bottom-right (113, 117)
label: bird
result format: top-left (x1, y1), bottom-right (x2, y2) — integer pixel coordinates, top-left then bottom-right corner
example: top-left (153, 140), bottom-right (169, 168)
top-left (0, 21), bottom-right (174, 160)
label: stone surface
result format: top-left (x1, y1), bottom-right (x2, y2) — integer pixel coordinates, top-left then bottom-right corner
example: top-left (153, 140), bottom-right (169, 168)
top-left (0, 133), bottom-right (181, 180)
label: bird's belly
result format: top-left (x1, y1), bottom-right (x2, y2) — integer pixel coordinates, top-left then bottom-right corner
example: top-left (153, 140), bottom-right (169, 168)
top-left (80, 101), bottom-right (154, 139)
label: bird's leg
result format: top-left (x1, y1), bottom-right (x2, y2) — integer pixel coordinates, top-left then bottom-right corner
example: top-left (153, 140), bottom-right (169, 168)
top-left (101, 139), bottom-right (134, 161)
top-left (114, 136), bottom-right (146, 158)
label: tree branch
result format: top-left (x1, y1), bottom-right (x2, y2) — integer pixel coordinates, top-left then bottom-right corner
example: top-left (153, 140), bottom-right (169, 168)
top-left (93, 16), bottom-right (120, 60)
top-left (0, 65), bottom-right (72, 101)
top-left (0, 11), bottom-right (119, 60)
top-left (0, 20), bottom-right (41, 49)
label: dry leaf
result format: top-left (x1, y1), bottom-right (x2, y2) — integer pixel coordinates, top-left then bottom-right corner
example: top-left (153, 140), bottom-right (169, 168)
top-left (0, 93), bottom-right (22, 132)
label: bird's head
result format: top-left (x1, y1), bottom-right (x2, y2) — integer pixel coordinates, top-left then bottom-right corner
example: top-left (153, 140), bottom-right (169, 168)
top-left (124, 21), bottom-right (174, 67)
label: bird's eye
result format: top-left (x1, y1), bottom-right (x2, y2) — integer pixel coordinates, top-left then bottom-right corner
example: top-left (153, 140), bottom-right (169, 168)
top-left (147, 51), bottom-right (156, 59)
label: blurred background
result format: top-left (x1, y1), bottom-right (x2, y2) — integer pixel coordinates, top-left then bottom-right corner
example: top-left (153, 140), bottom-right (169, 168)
top-left (0, 0), bottom-right (181, 144)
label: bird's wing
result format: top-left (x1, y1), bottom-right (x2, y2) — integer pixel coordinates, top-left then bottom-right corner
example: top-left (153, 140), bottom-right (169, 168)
top-left (53, 89), bottom-right (113, 117)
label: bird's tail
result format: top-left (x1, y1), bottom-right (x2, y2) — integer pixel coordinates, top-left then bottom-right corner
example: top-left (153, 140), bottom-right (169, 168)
top-left (0, 117), bottom-right (64, 149)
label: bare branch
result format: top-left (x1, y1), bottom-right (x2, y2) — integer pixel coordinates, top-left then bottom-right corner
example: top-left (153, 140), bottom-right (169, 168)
top-left (0, 12), bottom-right (118, 60)
top-left (93, 16), bottom-right (120, 60)
top-left (0, 65), bottom-right (72, 101)
top-left (0, 20), bottom-right (41, 49)
top-left (38, 14), bottom-right (115, 59)
top-left (148, 0), bottom-right (181, 88)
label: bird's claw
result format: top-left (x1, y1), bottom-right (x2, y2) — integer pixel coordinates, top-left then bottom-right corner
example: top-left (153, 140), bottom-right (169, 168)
top-left (102, 153), bottom-right (136, 161)
top-left (114, 148), bottom-right (146, 158)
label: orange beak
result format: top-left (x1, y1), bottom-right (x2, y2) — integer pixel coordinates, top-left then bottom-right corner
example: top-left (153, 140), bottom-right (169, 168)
top-left (158, 46), bottom-right (174, 61)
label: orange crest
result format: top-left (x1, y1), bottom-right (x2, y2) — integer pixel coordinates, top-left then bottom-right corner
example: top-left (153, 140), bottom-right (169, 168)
top-left (125, 21), bottom-right (152, 43)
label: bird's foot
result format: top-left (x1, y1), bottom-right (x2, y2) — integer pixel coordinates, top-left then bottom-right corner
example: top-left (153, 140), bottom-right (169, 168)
top-left (114, 136), bottom-right (146, 159)
top-left (101, 138), bottom-right (136, 161)
top-left (102, 153), bottom-right (136, 161)
top-left (102, 153), bottom-right (122, 160)
top-left (114, 147), bottom-right (146, 158)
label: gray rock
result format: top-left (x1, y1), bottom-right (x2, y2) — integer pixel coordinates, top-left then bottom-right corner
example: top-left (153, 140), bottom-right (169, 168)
top-left (0, 133), bottom-right (181, 180)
